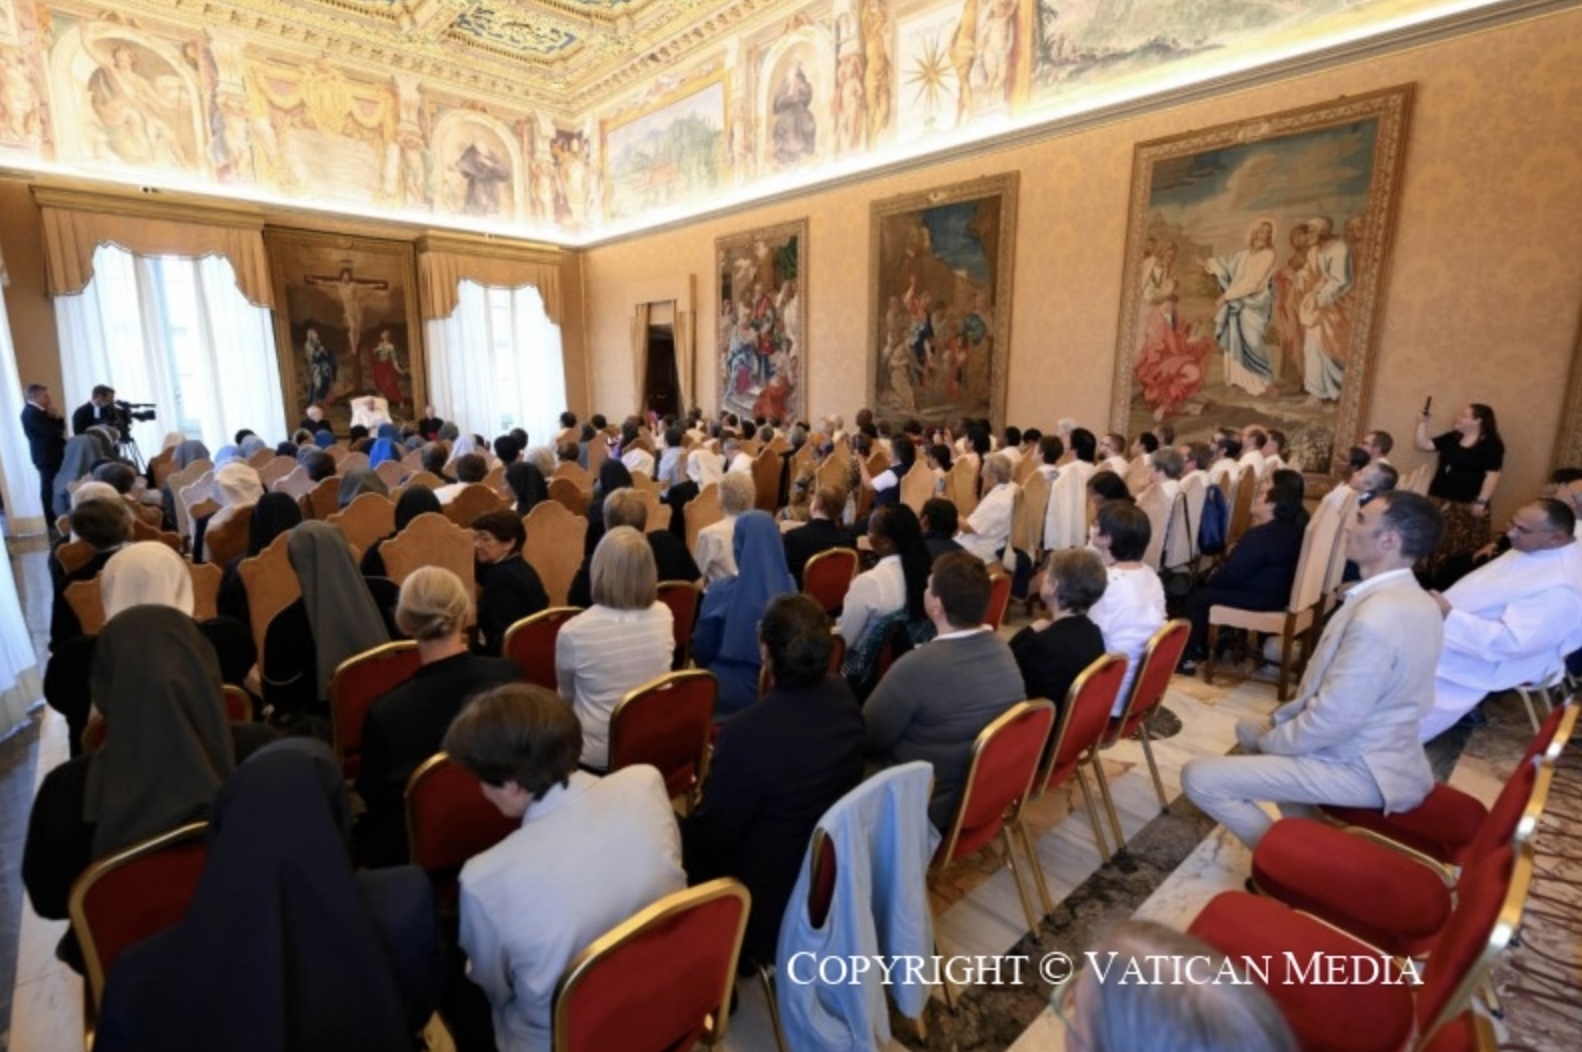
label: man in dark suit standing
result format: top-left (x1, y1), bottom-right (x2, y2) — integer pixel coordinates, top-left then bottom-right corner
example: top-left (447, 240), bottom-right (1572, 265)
top-left (21, 382), bottom-right (66, 531)
top-left (71, 384), bottom-right (117, 436)
top-left (783, 484), bottom-right (855, 587)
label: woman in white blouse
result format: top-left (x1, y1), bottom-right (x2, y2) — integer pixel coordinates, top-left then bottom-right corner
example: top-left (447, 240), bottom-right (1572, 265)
top-left (1087, 500), bottom-right (1167, 714)
top-left (838, 504), bottom-right (934, 690)
top-left (555, 527), bottom-right (674, 769)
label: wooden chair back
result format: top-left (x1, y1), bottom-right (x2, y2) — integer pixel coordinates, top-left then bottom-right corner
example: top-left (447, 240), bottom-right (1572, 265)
top-left (340, 452), bottom-right (370, 474)
top-left (550, 476), bottom-right (591, 516)
top-left (445, 484), bottom-right (505, 528)
top-left (129, 517), bottom-right (183, 552)
top-left (632, 488), bottom-right (668, 535)
top-left (148, 448), bottom-right (176, 491)
top-left (270, 466), bottom-right (315, 500)
top-left (400, 449), bottom-right (424, 472)
top-left (374, 461), bottom-right (407, 490)
top-left (553, 460), bottom-right (593, 491)
top-left (504, 606), bottom-right (583, 688)
top-left (523, 501), bottom-right (588, 607)
top-left (190, 561), bottom-right (221, 621)
top-left (630, 471), bottom-right (661, 498)
top-left (1226, 465), bottom-right (1258, 548)
top-left (176, 471), bottom-right (215, 540)
top-left (750, 449), bottom-right (781, 513)
top-left (483, 464), bottom-right (507, 496)
top-left (1013, 471), bottom-right (1051, 557)
top-left (66, 559), bottom-right (222, 636)
top-left (382, 512), bottom-right (476, 596)
top-left (325, 444), bottom-right (349, 465)
top-left (327, 493), bottom-right (397, 556)
top-left (946, 458), bottom-right (980, 519)
top-left (55, 538), bottom-right (97, 576)
top-left (813, 454), bottom-right (848, 503)
top-left (245, 447), bottom-right (273, 469)
top-left (683, 484), bottom-right (723, 554)
top-left (899, 460), bottom-right (935, 515)
top-left (204, 506), bottom-right (253, 566)
top-left (238, 531), bottom-right (302, 663)
top-left (303, 476), bottom-right (340, 520)
top-left (403, 471), bottom-right (445, 493)
top-left (257, 456), bottom-right (297, 489)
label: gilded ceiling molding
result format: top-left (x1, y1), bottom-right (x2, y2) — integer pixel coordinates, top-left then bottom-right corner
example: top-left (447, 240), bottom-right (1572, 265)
top-left (31, 184), bottom-right (267, 228)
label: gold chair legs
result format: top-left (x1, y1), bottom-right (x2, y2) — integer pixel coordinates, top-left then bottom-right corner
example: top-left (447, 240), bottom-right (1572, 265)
top-left (756, 964), bottom-right (790, 1052)
top-left (1073, 765), bottom-right (1113, 860)
top-left (1002, 826), bottom-right (1043, 936)
top-left (1090, 755), bottom-right (1126, 855)
top-left (1135, 721), bottom-right (1169, 812)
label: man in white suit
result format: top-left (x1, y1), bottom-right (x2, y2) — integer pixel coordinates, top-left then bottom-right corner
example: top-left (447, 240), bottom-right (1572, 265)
top-left (1182, 491), bottom-right (1445, 848)
top-left (1419, 498), bottom-right (1582, 742)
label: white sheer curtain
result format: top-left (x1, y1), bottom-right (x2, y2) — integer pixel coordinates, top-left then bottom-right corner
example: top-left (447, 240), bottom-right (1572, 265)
top-left (55, 244), bottom-right (285, 454)
top-left (0, 249), bottom-right (47, 535)
top-left (425, 280), bottom-right (566, 446)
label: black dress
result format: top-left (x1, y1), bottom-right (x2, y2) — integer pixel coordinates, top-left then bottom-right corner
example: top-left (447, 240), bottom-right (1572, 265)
top-left (475, 554), bottom-right (549, 656)
top-left (1009, 614), bottom-right (1108, 717)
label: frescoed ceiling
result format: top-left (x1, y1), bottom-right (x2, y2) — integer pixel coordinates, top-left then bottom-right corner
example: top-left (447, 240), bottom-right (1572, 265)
top-left (0, 0), bottom-right (1562, 243)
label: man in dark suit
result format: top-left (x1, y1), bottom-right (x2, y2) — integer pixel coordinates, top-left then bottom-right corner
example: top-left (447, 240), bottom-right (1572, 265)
top-left (783, 484), bottom-right (855, 587)
top-left (21, 383), bottom-right (66, 529)
top-left (71, 384), bottom-right (117, 436)
top-left (682, 594), bottom-right (863, 964)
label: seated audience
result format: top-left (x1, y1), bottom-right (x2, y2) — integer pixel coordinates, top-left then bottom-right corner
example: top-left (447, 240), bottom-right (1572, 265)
top-left (694, 511), bottom-right (796, 716)
top-left (95, 739), bottom-right (441, 1051)
top-left (568, 489), bottom-right (698, 607)
top-left (683, 594), bottom-right (863, 965)
top-left (863, 552), bottom-right (1026, 830)
top-left (618, 418), bottom-right (655, 476)
top-left (655, 424), bottom-right (686, 492)
top-left (1182, 492), bottom-right (1445, 848)
top-left (1087, 501), bottom-right (1166, 712)
top-left (859, 435), bottom-right (915, 508)
top-left (920, 498), bottom-right (964, 562)
top-left (925, 442), bottom-right (952, 495)
top-left (362, 486), bottom-right (442, 579)
top-left (447, 684), bottom-right (685, 1052)
top-left (265, 522), bottom-right (390, 717)
top-left (956, 452), bottom-right (1017, 562)
top-left (357, 567), bottom-right (521, 867)
top-left (694, 470), bottom-right (756, 584)
top-left (556, 527), bottom-right (674, 769)
top-left (504, 461), bottom-right (550, 517)
top-left (1179, 469), bottom-right (1308, 671)
top-left (782, 484), bottom-right (854, 586)
top-left (49, 497), bottom-right (131, 650)
top-left (24, 606), bottom-right (275, 972)
top-left (839, 504), bottom-right (933, 691)
top-left (1010, 549), bottom-right (1109, 718)
top-left (420, 443), bottom-right (453, 484)
top-left (1061, 921), bottom-right (1296, 1052)
top-left (436, 454), bottom-right (488, 505)
top-left (583, 460), bottom-right (634, 557)
top-left (1208, 432), bottom-right (1242, 487)
top-left (338, 466), bottom-right (389, 509)
top-left (1420, 497), bottom-right (1582, 742)
top-left (471, 510), bottom-right (549, 657)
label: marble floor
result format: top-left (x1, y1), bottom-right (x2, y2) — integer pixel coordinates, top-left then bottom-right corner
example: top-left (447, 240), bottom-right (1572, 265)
top-left (4, 531), bottom-right (1578, 1051)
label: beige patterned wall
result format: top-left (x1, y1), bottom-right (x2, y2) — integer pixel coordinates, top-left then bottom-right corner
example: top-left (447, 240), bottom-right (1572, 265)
top-left (585, 6), bottom-right (1582, 520)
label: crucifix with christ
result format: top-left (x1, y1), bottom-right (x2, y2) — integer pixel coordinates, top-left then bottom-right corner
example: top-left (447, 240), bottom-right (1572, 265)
top-left (304, 263), bottom-right (389, 394)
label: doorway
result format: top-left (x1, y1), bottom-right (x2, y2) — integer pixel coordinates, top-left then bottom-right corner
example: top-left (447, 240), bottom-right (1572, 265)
top-left (643, 324), bottom-right (680, 418)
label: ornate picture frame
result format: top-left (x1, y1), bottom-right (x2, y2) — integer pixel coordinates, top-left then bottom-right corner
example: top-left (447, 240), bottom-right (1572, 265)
top-left (1108, 85), bottom-right (1414, 477)
top-left (715, 218), bottom-right (807, 424)
top-left (869, 173), bottom-right (1018, 428)
top-left (265, 228), bottom-right (427, 433)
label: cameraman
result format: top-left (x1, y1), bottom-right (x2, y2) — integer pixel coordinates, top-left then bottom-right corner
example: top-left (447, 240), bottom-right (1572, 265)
top-left (72, 385), bottom-right (119, 436)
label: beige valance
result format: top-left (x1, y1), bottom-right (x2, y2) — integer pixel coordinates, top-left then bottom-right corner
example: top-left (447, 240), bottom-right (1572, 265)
top-left (33, 188), bottom-right (274, 308)
top-left (416, 234), bottom-right (564, 324)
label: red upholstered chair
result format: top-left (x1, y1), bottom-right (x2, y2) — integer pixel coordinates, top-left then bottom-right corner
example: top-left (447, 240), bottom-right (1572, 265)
top-left (655, 580), bottom-right (702, 670)
top-left (801, 547), bottom-right (858, 617)
top-left (504, 606), bottom-right (583, 689)
top-left (329, 640), bottom-right (422, 781)
top-left (1188, 843), bottom-right (1533, 1052)
top-left (551, 878), bottom-right (750, 1052)
top-left (984, 570), bottom-right (1013, 631)
top-left (69, 822), bottom-right (209, 1012)
top-left (930, 701), bottom-right (1055, 939)
top-left (1251, 756), bottom-right (1555, 958)
top-left (1096, 618), bottom-right (1190, 843)
top-left (1034, 653), bottom-right (1129, 866)
top-left (404, 752), bottom-right (520, 903)
top-left (608, 670), bottom-right (717, 806)
top-left (222, 684), bottom-right (254, 722)
top-left (1320, 703), bottom-right (1577, 868)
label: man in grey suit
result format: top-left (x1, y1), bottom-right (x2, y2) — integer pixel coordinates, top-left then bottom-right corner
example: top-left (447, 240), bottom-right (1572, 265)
top-left (1182, 491), bottom-right (1445, 848)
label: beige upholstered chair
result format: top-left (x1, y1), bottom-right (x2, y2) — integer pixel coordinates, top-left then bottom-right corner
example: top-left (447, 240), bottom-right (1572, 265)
top-left (522, 500), bottom-right (588, 607)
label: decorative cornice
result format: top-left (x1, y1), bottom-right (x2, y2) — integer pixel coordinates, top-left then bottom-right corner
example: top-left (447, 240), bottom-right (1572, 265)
top-left (415, 228), bottom-right (563, 261)
top-left (31, 184), bottom-right (268, 228)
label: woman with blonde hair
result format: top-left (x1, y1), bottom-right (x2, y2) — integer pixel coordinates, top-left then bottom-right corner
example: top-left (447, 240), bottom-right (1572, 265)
top-left (357, 565), bottom-right (520, 865)
top-left (555, 526), bottom-right (674, 769)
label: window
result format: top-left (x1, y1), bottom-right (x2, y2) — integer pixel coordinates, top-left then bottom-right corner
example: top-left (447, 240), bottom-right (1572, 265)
top-left (55, 244), bottom-right (286, 456)
top-left (426, 281), bottom-right (566, 447)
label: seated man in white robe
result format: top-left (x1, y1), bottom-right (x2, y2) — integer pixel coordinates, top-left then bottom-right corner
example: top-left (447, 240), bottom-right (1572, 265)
top-left (351, 395), bottom-right (392, 431)
top-left (1420, 498), bottom-right (1582, 742)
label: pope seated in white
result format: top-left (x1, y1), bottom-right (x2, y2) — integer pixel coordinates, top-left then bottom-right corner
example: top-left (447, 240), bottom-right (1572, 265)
top-left (1419, 497), bottom-right (1582, 742)
top-left (351, 395), bottom-right (392, 431)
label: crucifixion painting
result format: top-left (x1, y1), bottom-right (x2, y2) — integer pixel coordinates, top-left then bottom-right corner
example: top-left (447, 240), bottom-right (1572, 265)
top-left (303, 262), bottom-right (390, 394)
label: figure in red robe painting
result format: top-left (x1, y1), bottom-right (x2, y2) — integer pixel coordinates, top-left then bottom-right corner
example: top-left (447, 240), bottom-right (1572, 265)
top-left (1133, 243), bottom-right (1211, 421)
top-left (369, 330), bottom-right (406, 409)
